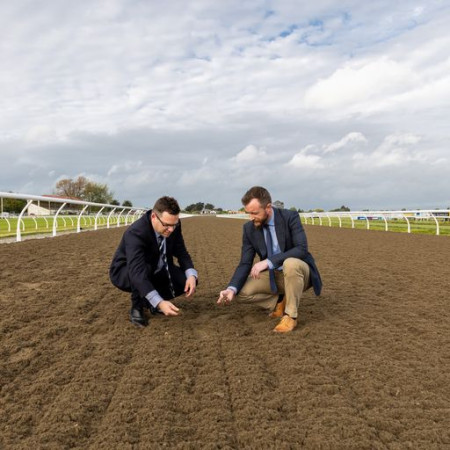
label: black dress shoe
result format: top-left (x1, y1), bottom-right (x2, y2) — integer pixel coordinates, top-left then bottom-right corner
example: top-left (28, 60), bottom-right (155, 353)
top-left (129, 307), bottom-right (148, 327)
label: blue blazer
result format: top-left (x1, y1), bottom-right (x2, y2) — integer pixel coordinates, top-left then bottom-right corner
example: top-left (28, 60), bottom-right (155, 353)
top-left (109, 210), bottom-right (194, 298)
top-left (229, 208), bottom-right (322, 295)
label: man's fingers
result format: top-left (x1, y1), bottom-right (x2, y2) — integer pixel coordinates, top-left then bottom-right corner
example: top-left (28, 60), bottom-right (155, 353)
top-left (217, 289), bottom-right (235, 305)
top-left (217, 293), bottom-right (228, 305)
top-left (184, 282), bottom-right (196, 297)
top-left (167, 306), bottom-right (179, 316)
top-left (159, 301), bottom-right (180, 316)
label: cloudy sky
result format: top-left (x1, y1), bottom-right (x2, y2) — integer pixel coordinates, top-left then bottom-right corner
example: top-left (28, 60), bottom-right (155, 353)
top-left (1, 0), bottom-right (449, 210)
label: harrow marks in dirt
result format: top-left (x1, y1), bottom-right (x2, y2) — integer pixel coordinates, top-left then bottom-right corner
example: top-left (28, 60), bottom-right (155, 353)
top-left (1, 216), bottom-right (449, 448)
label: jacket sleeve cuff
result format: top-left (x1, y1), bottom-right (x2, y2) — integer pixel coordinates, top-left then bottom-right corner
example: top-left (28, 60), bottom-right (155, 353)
top-left (145, 290), bottom-right (163, 308)
top-left (185, 268), bottom-right (198, 279)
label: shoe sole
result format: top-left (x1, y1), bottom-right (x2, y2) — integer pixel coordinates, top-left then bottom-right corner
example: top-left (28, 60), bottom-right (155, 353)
top-left (273, 321), bottom-right (297, 333)
top-left (273, 328), bottom-right (295, 333)
top-left (130, 318), bottom-right (147, 327)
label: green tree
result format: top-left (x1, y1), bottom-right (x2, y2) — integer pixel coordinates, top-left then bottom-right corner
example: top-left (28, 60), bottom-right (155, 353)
top-left (329, 205), bottom-right (351, 212)
top-left (205, 203), bottom-right (215, 210)
top-left (52, 178), bottom-right (116, 216)
top-left (54, 176), bottom-right (88, 199)
top-left (2, 197), bottom-right (27, 213)
top-left (54, 177), bottom-right (114, 204)
top-left (185, 202), bottom-right (205, 212)
top-left (83, 182), bottom-right (114, 204)
top-left (122, 200), bottom-right (133, 207)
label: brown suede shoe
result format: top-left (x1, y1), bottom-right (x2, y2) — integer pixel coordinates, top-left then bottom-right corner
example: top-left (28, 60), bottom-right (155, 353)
top-left (269, 296), bottom-right (286, 318)
top-left (273, 315), bottom-right (297, 333)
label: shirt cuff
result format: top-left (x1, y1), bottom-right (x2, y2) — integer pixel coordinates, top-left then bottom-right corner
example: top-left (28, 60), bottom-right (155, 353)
top-left (145, 290), bottom-right (164, 308)
top-left (185, 268), bottom-right (198, 279)
top-left (267, 259), bottom-right (274, 270)
top-left (227, 286), bottom-right (237, 294)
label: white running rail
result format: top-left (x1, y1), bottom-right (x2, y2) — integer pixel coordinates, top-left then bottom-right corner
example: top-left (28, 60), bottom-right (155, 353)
top-left (299, 210), bottom-right (450, 236)
top-left (0, 191), bottom-right (147, 242)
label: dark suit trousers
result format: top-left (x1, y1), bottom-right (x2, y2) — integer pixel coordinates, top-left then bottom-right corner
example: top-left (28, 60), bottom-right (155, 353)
top-left (131, 265), bottom-right (187, 309)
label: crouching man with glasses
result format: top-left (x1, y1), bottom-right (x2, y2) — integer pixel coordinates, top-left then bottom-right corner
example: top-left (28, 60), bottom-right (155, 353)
top-left (110, 196), bottom-right (198, 327)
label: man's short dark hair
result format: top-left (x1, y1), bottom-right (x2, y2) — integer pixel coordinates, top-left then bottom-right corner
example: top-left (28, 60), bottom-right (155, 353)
top-left (241, 186), bottom-right (272, 207)
top-left (153, 196), bottom-right (181, 215)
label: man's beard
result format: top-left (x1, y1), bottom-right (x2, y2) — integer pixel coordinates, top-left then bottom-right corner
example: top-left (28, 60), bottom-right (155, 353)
top-left (253, 214), bottom-right (269, 229)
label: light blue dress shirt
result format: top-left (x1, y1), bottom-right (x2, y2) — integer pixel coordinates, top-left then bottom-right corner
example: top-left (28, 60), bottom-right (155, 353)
top-left (228, 209), bottom-right (281, 294)
top-left (264, 209), bottom-right (281, 270)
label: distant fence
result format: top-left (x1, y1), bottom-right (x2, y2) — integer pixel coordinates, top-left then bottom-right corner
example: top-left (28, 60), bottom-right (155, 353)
top-left (216, 213), bottom-right (249, 220)
top-left (217, 210), bottom-right (450, 236)
top-left (299, 210), bottom-right (450, 236)
top-left (0, 192), bottom-right (148, 242)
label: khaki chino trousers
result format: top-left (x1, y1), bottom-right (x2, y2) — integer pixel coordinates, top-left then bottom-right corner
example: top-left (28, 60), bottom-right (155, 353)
top-left (236, 257), bottom-right (311, 318)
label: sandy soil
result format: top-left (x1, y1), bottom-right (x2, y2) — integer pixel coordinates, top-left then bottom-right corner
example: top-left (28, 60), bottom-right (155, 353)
top-left (1, 216), bottom-right (449, 449)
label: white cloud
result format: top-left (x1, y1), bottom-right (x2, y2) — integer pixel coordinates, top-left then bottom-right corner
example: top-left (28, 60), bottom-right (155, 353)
top-left (304, 58), bottom-right (418, 114)
top-left (288, 146), bottom-right (324, 169)
top-left (371, 133), bottom-right (426, 167)
top-left (232, 145), bottom-right (268, 164)
top-left (352, 133), bottom-right (426, 169)
top-left (24, 125), bottom-right (61, 144)
top-left (178, 165), bottom-right (219, 187)
top-left (323, 132), bottom-right (368, 153)
top-left (1, 1), bottom-right (450, 210)
top-left (107, 161), bottom-right (143, 176)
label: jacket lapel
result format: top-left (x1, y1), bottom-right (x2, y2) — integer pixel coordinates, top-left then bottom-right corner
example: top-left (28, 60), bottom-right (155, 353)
top-left (274, 208), bottom-right (286, 251)
top-left (145, 210), bottom-right (159, 250)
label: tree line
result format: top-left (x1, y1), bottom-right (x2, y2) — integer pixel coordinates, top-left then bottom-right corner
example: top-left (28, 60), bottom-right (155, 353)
top-left (54, 176), bottom-right (132, 206)
top-left (184, 202), bottom-right (223, 213)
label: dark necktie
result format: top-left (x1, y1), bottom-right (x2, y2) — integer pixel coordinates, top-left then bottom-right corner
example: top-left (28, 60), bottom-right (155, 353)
top-left (264, 226), bottom-right (278, 293)
top-left (158, 236), bottom-right (175, 297)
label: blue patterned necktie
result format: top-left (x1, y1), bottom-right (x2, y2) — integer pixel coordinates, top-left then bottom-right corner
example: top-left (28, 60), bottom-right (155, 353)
top-left (158, 236), bottom-right (175, 297)
top-left (264, 226), bottom-right (278, 293)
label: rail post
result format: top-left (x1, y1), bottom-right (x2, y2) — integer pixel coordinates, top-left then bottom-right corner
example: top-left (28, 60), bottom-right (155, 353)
top-left (107, 208), bottom-right (117, 229)
top-left (77, 205), bottom-right (89, 233)
top-left (52, 203), bottom-right (67, 237)
top-left (95, 207), bottom-right (105, 230)
top-left (16, 200), bottom-right (33, 242)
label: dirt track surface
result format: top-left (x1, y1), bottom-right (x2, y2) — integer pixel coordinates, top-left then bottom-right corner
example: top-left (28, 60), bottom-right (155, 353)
top-left (1, 216), bottom-right (449, 449)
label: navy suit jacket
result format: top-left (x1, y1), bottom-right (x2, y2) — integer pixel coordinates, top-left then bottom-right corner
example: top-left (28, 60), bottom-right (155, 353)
top-left (109, 210), bottom-right (194, 298)
top-left (229, 208), bottom-right (322, 296)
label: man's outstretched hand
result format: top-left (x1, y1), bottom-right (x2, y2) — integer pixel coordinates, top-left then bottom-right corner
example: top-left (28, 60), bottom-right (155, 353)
top-left (217, 289), bottom-right (235, 305)
top-left (184, 275), bottom-right (197, 298)
top-left (158, 300), bottom-right (180, 316)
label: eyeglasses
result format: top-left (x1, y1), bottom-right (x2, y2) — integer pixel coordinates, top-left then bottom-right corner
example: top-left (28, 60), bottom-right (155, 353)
top-left (155, 213), bottom-right (180, 229)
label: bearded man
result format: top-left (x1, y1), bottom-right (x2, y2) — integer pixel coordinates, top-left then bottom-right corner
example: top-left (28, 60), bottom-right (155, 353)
top-left (217, 186), bottom-right (322, 333)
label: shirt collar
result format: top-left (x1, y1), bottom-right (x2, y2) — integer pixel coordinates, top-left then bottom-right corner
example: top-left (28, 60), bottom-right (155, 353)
top-left (267, 208), bottom-right (275, 227)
